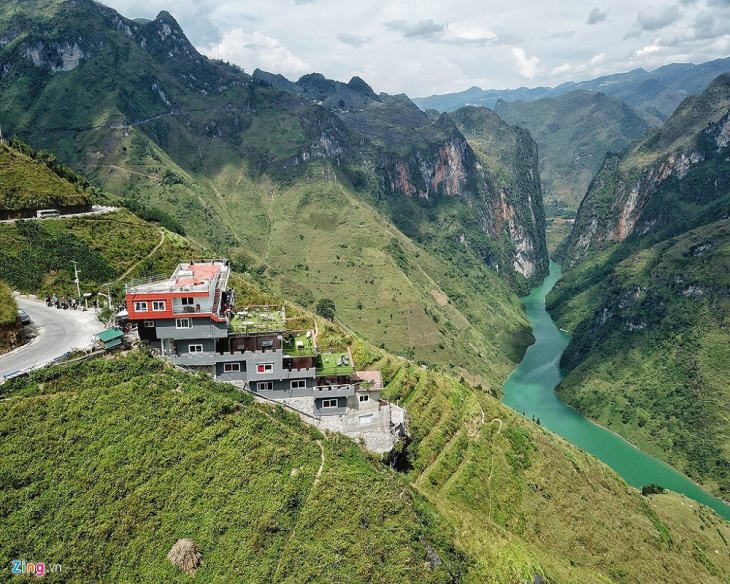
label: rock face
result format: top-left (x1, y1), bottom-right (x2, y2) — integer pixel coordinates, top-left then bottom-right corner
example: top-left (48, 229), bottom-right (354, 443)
top-left (547, 73), bottom-right (730, 497)
top-left (560, 72), bottom-right (730, 268)
top-left (263, 72), bottom-right (548, 285)
top-left (0, 0), bottom-right (549, 288)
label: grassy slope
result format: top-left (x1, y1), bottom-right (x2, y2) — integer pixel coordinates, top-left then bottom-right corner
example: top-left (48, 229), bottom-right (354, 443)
top-left (2, 351), bottom-right (728, 584)
top-left (0, 209), bottom-right (200, 301)
top-left (549, 220), bottom-right (730, 497)
top-left (0, 354), bottom-right (455, 584)
top-left (381, 358), bottom-right (730, 583)
top-left (0, 280), bottom-right (16, 327)
top-left (0, 205), bottom-right (728, 582)
top-left (0, 280), bottom-right (20, 354)
top-left (0, 144), bottom-right (92, 211)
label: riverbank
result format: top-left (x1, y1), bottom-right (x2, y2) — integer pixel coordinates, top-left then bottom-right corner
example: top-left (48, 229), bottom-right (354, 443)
top-left (503, 261), bottom-right (730, 520)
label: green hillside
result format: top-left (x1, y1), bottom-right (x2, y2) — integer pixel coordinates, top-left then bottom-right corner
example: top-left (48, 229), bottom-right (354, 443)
top-left (2, 346), bottom-right (729, 583)
top-left (549, 220), bottom-right (730, 498)
top-left (549, 73), bottom-right (730, 498)
top-left (0, 354), bottom-right (457, 584)
top-left (0, 280), bottom-right (20, 354)
top-left (0, 149), bottom-right (728, 582)
top-left (0, 208), bottom-right (199, 301)
top-left (0, 141), bottom-right (92, 212)
top-left (382, 357), bottom-right (730, 583)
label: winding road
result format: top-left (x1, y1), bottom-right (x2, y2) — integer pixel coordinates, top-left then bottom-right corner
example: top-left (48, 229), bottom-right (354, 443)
top-left (1, 296), bottom-right (106, 382)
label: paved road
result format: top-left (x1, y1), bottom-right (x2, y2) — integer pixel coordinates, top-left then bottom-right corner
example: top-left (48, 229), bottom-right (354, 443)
top-left (1, 296), bottom-right (106, 381)
top-left (0, 205), bottom-right (118, 223)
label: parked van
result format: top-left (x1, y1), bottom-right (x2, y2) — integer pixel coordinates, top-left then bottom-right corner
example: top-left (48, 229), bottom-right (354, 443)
top-left (36, 209), bottom-right (60, 218)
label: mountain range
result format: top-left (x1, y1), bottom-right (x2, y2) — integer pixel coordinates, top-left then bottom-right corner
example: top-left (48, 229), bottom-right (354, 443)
top-left (0, 0), bottom-right (549, 385)
top-left (414, 57), bottom-right (730, 121)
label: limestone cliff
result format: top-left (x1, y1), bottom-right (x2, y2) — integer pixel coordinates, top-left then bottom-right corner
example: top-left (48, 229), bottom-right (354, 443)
top-left (559, 72), bottom-right (730, 268)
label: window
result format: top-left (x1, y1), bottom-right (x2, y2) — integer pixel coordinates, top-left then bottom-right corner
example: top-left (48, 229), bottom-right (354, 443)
top-left (290, 379), bottom-right (306, 389)
top-left (181, 297), bottom-right (195, 306)
top-left (257, 363), bottom-right (274, 374)
top-left (224, 363), bottom-right (241, 372)
top-left (358, 414), bottom-right (373, 425)
top-left (176, 318), bottom-right (192, 329)
top-left (257, 381), bottom-right (273, 391)
top-left (134, 301), bottom-right (148, 312)
top-left (144, 320), bottom-right (155, 328)
top-left (358, 394), bottom-right (369, 403)
top-left (322, 399), bottom-right (338, 409)
top-left (152, 300), bottom-right (166, 311)
top-left (189, 344), bottom-right (203, 353)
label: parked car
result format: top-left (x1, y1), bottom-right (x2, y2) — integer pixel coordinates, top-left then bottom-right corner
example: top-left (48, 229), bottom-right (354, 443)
top-left (17, 308), bottom-right (31, 325)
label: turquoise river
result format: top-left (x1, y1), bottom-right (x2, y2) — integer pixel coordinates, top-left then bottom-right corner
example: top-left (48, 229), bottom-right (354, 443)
top-left (503, 261), bottom-right (730, 520)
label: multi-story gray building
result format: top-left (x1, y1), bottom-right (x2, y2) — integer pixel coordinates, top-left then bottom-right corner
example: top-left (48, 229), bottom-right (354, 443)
top-left (124, 260), bottom-right (385, 420)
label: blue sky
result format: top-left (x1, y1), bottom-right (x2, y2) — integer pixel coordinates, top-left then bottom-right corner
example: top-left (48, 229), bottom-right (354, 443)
top-left (99, 0), bottom-right (730, 97)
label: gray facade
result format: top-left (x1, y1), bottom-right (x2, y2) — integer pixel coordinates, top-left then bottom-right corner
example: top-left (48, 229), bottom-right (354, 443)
top-left (314, 396), bottom-right (347, 416)
top-left (252, 378), bottom-right (315, 400)
top-left (155, 317), bottom-right (229, 340)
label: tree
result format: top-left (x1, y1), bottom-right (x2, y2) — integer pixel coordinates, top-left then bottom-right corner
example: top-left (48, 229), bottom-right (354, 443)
top-left (316, 298), bottom-right (336, 320)
top-left (641, 483), bottom-right (665, 496)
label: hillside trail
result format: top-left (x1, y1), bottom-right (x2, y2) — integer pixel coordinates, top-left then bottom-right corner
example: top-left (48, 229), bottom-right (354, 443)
top-left (272, 440), bottom-right (326, 580)
top-left (114, 229), bottom-right (165, 284)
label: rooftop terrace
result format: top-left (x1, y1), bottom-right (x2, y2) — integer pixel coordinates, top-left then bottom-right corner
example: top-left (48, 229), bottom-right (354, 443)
top-left (282, 331), bottom-right (316, 356)
top-left (229, 305), bottom-right (286, 334)
top-left (315, 352), bottom-right (355, 377)
top-left (127, 259), bottom-right (230, 295)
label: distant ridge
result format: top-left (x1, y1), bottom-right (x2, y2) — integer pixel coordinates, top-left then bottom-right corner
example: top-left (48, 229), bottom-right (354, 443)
top-left (414, 57), bottom-right (730, 120)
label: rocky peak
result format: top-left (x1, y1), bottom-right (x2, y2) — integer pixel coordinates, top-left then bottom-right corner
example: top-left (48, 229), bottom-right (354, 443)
top-left (559, 71), bottom-right (730, 269)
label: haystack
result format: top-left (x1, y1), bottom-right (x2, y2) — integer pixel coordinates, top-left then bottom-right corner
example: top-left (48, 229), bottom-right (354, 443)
top-left (167, 538), bottom-right (202, 576)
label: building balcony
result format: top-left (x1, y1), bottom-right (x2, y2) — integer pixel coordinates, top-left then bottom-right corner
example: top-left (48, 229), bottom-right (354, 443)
top-left (313, 384), bottom-right (355, 398)
top-left (167, 352), bottom-right (216, 366)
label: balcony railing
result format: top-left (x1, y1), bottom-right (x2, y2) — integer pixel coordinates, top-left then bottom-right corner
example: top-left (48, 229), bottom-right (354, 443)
top-left (313, 384), bottom-right (355, 398)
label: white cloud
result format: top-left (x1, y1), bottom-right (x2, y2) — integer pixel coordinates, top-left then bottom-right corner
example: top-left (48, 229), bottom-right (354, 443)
top-left (97, 0), bottom-right (730, 97)
top-left (635, 38), bottom-right (664, 56)
top-left (203, 29), bottom-right (310, 78)
top-left (512, 47), bottom-right (541, 79)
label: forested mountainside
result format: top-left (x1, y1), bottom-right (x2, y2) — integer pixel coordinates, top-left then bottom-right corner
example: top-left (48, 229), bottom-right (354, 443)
top-left (0, 0), bottom-right (548, 382)
top-left (548, 72), bottom-right (730, 498)
top-left (493, 91), bottom-right (656, 213)
top-left (1, 152), bottom-right (728, 583)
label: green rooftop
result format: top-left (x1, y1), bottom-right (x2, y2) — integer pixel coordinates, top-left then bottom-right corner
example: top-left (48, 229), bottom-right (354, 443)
top-left (315, 352), bottom-right (355, 377)
top-left (283, 332), bottom-right (315, 356)
top-left (97, 328), bottom-right (124, 348)
top-left (230, 306), bottom-right (285, 334)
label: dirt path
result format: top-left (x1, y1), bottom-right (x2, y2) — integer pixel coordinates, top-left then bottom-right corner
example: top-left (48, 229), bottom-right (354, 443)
top-left (114, 229), bottom-right (165, 284)
top-left (272, 440), bottom-right (326, 579)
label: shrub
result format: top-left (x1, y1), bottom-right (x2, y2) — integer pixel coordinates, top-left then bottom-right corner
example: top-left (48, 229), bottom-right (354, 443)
top-left (641, 483), bottom-right (665, 496)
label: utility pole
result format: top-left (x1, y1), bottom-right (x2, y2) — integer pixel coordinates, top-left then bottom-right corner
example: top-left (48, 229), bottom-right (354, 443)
top-left (71, 260), bottom-right (81, 301)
